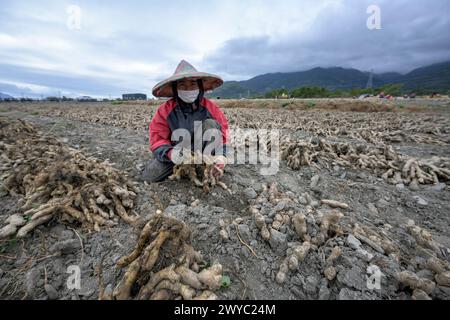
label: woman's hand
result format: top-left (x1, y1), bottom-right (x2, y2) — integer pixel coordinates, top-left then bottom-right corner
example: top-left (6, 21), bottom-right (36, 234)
top-left (212, 155), bottom-right (227, 178)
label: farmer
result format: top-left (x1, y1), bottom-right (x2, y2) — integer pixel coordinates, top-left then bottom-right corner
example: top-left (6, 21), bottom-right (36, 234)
top-left (141, 60), bottom-right (229, 182)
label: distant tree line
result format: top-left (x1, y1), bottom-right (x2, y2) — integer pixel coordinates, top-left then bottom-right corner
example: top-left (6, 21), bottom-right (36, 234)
top-left (260, 84), bottom-right (449, 99)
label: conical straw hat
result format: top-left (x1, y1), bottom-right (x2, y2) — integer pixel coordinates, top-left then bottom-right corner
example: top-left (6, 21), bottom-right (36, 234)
top-left (152, 60), bottom-right (223, 97)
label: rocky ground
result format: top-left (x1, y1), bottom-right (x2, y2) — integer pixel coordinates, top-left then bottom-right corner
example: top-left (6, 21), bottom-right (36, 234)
top-left (0, 100), bottom-right (449, 300)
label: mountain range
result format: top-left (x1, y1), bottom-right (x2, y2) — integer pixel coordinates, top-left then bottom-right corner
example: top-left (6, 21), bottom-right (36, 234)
top-left (0, 92), bottom-right (14, 100)
top-left (1, 61), bottom-right (449, 100)
top-left (209, 61), bottom-right (450, 98)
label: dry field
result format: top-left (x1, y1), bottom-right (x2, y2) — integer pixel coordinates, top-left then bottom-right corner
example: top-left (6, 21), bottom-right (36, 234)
top-left (0, 98), bottom-right (449, 300)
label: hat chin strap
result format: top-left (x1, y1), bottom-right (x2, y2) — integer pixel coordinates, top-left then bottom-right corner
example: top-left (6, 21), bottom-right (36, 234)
top-left (172, 79), bottom-right (205, 109)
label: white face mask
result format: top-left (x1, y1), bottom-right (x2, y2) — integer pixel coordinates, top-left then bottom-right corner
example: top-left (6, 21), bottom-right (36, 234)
top-left (178, 89), bottom-right (199, 103)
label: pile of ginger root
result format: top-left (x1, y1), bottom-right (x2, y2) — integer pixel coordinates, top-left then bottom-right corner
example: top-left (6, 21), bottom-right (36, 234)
top-left (0, 117), bottom-right (139, 239)
top-left (169, 149), bottom-right (231, 194)
top-left (102, 211), bottom-right (224, 300)
top-left (274, 134), bottom-right (450, 187)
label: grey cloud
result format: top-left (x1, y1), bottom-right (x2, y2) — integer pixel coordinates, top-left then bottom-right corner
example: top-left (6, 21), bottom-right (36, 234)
top-left (0, 82), bottom-right (39, 98)
top-left (0, 63), bottom-right (140, 97)
top-left (1, 0), bottom-right (449, 96)
top-left (204, 0), bottom-right (450, 79)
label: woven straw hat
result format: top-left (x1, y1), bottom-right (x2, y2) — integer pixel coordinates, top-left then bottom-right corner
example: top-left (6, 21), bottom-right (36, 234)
top-left (152, 60), bottom-right (223, 97)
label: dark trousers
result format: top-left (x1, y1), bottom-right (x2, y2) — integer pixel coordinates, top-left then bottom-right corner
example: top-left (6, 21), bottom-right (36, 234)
top-left (141, 119), bottom-right (221, 182)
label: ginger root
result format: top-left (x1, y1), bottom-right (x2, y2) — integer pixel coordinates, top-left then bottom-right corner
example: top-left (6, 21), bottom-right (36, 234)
top-left (252, 208), bottom-right (270, 241)
top-left (169, 150), bottom-right (230, 194)
top-left (324, 266), bottom-right (337, 281)
top-left (107, 212), bottom-right (223, 300)
top-left (293, 241), bottom-right (311, 261)
top-left (198, 262), bottom-right (223, 290)
top-left (292, 212), bottom-right (307, 241)
top-left (406, 220), bottom-right (440, 252)
top-left (276, 259), bottom-right (289, 284)
top-left (0, 118), bottom-right (138, 239)
top-left (0, 214), bottom-right (26, 238)
top-left (320, 199), bottom-right (349, 210)
top-left (397, 270), bottom-right (436, 295)
top-left (326, 246), bottom-right (341, 265)
top-left (312, 210), bottom-right (344, 245)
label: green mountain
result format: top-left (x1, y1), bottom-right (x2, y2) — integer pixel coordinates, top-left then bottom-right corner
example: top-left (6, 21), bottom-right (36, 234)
top-left (209, 61), bottom-right (450, 98)
top-left (399, 61), bottom-right (450, 91)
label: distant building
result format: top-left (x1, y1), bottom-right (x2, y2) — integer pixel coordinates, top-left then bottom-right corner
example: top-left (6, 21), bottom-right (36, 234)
top-left (122, 93), bottom-right (147, 101)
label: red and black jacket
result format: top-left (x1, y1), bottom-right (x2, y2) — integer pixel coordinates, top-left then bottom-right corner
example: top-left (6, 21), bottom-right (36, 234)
top-left (149, 97), bottom-right (229, 163)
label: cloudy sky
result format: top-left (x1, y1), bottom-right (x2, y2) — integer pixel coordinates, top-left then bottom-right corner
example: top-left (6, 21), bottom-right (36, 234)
top-left (0, 0), bottom-right (449, 98)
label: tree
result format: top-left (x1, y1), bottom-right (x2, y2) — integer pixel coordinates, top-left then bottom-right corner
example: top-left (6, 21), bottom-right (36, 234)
top-left (290, 87), bottom-right (331, 98)
top-left (264, 88), bottom-right (289, 98)
top-left (379, 83), bottom-right (404, 96)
